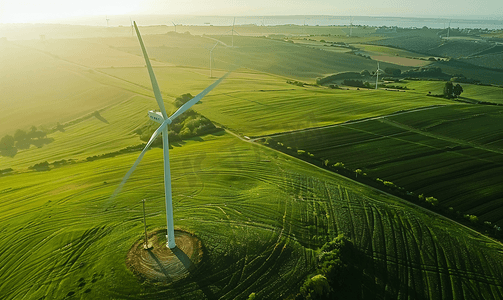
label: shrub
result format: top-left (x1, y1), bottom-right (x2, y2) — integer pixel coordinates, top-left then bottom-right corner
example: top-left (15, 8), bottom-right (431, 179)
top-left (300, 275), bottom-right (331, 300)
top-left (425, 196), bottom-right (439, 206)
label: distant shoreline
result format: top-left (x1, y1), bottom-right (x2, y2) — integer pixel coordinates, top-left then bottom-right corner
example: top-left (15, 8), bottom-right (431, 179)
top-left (2, 15), bottom-right (502, 30)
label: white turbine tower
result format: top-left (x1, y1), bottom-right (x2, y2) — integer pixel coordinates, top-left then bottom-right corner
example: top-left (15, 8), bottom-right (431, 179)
top-left (130, 18), bottom-right (134, 36)
top-left (113, 22), bottom-right (230, 249)
top-left (373, 62), bottom-right (385, 89)
top-left (172, 21), bottom-right (177, 33)
top-left (230, 17), bottom-right (240, 47)
top-left (209, 41), bottom-right (218, 78)
top-left (349, 16), bottom-right (353, 37)
top-left (106, 15), bottom-right (110, 27)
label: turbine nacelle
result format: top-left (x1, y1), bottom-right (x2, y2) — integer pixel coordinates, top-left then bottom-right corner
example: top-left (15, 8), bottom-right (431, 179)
top-left (148, 110), bottom-right (168, 124)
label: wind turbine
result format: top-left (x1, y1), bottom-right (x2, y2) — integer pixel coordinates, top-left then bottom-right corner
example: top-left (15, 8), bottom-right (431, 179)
top-left (349, 16), bottom-right (353, 37)
top-left (172, 21), bottom-right (177, 33)
top-left (372, 62), bottom-right (385, 89)
top-left (230, 17), bottom-right (240, 47)
top-left (130, 18), bottom-right (134, 36)
top-left (447, 20), bottom-right (451, 38)
top-left (106, 15), bottom-right (110, 27)
top-left (209, 41), bottom-right (218, 78)
top-left (113, 22), bottom-right (230, 249)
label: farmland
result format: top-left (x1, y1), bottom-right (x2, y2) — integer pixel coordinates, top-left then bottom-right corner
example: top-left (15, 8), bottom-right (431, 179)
top-left (269, 104), bottom-right (503, 225)
top-left (2, 133), bottom-right (503, 299)
top-left (2, 22), bottom-right (503, 300)
top-left (95, 67), bottom-right (453, 137)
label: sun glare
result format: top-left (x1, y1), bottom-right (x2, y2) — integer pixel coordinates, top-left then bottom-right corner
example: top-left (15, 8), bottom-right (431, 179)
top-left (0, 0), bottom-right (139, 23)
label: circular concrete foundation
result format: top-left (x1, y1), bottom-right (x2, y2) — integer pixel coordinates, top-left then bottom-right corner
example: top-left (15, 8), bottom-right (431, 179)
top-left (126, 229), bottom-right (203, 283)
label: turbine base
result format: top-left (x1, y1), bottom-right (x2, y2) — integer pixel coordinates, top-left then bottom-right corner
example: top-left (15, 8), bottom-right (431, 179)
top-left (126, 229), bottom-right (202, 283)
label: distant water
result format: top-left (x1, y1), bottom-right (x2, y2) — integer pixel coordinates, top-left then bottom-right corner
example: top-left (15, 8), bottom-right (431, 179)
top-left (48, 15), bottom-right (503, 30)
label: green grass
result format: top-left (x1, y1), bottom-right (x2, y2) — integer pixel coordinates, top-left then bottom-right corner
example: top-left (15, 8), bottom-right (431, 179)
top-left (194, 87), bottom-right (451, 137)
top-left (399, 80), bottom-right (503, 104)
top-left (0, 42), bottom-right (140, 137)
top-left (1, 132), bottom-right (503, 299)
top-left (96, 67), bottom-right (453, 137)
top-left (270, 104), bottom-right (503, 225)
top-left (99, 34), bottom-right (408, 81)
top-left (2, 24), bottom-right (503, 299)
top-left (352, 44), bottom-right (426, 58)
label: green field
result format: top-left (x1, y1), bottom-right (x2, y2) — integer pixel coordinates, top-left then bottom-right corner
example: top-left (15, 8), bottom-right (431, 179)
top-left (96, 67), bottom-right (453, 137)
top-left (2, 23), bottom-right (503, 300)
top-left (2, 133), bottom-right (503, 299)
top-left (270, 105), bottom-right (503, 225)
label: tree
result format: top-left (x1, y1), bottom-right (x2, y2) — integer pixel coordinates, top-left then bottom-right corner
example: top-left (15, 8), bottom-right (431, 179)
top-left (385, 67), bottom-right (401, 76)
top-left (453, 84), bottom-right (463, 98)
top-left (300, 275), bottom-right (331, 300)
top-left (360, 69), bottom-right (370, 77)
top-left (13, 129), bottom-right (27, 142)
top-left (174, 93), bottom-right (194, 106)
top-left (443, 81), bottom-right (454, 98)
top-left (0, 135), bottom-right (15, 149)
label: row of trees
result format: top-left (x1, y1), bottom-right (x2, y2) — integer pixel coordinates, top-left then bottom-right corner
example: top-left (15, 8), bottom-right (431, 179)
top-left (0, 126), bottom-right (52, 157)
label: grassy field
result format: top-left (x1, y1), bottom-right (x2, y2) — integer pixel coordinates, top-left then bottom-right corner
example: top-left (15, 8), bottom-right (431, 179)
top-left (269, 104), bottom-right (503, 225)
top-left (399, 80), bottom-right (503, 104)
top-left (95, 66), bottom-right (453, 137)
top-left (1, 132), bottom-right (503, 299)
top-left (93, 34), bottom-right (408, 80)
top-left (0, 42), bottom-right (143, 137)
top-left (3, 23), bottom-right (503, 299)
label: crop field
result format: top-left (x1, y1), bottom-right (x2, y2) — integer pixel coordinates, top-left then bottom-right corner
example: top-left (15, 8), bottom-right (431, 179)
top-left (462, 52), bottom-right (503, 71)
top-left (1, 132), bottom-right (503, 299)
top-left (432, 60), bottom-right (503, 86)
top-left (110, 34), bottom-right (408, 80)
top-left (352, 44), bottom-right (425, 58)
top-left (269, 104), bottom-right (503, 225)
top-left (428, 40), bottom-right (494, 59)
top-left (94, 67), bottom-right (453, 137)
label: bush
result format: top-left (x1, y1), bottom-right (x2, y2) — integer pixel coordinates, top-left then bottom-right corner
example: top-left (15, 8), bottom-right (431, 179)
top-left (29, 161), bottom-right (50, 171)
top-left (300, 275), bottom-right (331, 300)
top-left (342, 79), bottom-right (365, 88)
top-left (425, 196), bottom-right (439, 206)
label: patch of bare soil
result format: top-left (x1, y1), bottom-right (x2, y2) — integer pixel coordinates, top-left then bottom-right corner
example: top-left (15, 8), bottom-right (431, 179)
top-left (126, 229), bottom-right (203, 283)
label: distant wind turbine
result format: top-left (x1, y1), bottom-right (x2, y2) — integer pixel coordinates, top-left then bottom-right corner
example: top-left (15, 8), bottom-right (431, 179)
top-left (230, 17), bottom-right (240, 47)
top-left (349, 16), bottom-right (353, 37)
top-left (113, 21), bottom-right (230, 249)
top-left (373, 62), bottom-right (385, 89)
top-left (172, 21), bottom-right (177, 33)
top-left (106, 15), bottom-right (110, 27)
top-left (209, 42), bottom-right (218, 78)
top-left (130, 18), bottom-right (134, 36)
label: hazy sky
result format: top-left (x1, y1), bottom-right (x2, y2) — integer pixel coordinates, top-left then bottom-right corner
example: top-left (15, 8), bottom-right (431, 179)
top-left (0, 0), bottom-right (501, 24)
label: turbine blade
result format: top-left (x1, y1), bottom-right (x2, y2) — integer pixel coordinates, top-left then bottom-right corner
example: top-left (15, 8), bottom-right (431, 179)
top-left (111, 120), bottom-right (169, 198)
top-left (169, 71), bottom-right (231, 121)
top-left (134, 22), bottom-right (168, 119)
